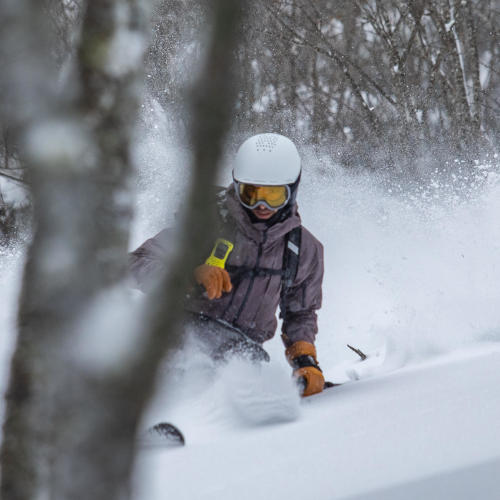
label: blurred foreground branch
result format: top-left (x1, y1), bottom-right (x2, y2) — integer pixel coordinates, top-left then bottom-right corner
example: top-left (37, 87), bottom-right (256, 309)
top-left (126, 0), bottom-right (246, 420)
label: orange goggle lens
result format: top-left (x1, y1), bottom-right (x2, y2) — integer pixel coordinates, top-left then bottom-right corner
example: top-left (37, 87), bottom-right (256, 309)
top-left (237, 183), bottom-right (290, 209)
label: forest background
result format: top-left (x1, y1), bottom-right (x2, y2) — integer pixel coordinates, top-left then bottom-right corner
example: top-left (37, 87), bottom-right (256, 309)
top-left (1, 0), bottom-right (499, 242)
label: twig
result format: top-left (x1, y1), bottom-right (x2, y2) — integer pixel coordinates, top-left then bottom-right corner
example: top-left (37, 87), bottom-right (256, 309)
top-left (347, 344), bottom-right (368, 361)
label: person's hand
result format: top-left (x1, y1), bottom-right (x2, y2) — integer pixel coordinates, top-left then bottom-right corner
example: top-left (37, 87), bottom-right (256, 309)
top-left (293, 366), bottom-right (325, 396)
top-left (194, 264), bottom-right (232, 300)
top-left (285, 340), bottom-right (325, 397)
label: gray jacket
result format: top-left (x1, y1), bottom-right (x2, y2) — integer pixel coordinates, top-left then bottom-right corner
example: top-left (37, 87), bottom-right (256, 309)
top-left (129, 188), bottom-right (324, 347)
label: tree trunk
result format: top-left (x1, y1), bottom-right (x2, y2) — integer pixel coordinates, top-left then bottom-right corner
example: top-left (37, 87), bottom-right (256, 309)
top-left (0, 0), bottom-right (149, 498)
top-left (464, 0), bottom-right (482, 135)
top-left (1, 1), bottom-right (245, 499)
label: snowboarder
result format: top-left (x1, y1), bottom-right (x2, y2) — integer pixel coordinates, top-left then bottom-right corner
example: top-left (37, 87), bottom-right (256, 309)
top-left (130, 133), bottom-right (325, 397)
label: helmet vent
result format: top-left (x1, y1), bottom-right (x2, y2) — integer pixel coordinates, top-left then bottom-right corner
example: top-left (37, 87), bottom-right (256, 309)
top-left (255, 134), bottom-right (279, 152)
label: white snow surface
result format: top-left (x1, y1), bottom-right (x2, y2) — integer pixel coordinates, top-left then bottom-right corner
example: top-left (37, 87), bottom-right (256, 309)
top-left (1, 125), bottom-right (500, 499)
top-left (135, 345), bottom-right (500, 500)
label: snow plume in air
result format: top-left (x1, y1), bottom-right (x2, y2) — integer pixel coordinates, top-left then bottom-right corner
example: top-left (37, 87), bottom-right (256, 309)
top-left (140, 328), bottom-right (300, 444)
top-left (299, 151), bottom-right (500, 370)
top-left (223, 358), bottom-right (300, 425)
top-left (130, 97), bottom-right (500, 394)
top-left (130, 97), bottom-right (192, 248)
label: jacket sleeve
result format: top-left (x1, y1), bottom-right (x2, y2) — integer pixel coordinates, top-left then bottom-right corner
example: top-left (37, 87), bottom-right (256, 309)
top-left (280, 229), bottom-right (324, 347)
top-left (129, 229), bottom-right (174, 293)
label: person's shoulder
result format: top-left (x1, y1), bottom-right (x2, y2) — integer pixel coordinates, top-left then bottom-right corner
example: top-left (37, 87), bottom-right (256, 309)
top-left (299, 225), bottom-right (323, 253)
top-left (153, 227), bottom-right (172, 242)
top-left (294, 224), bottom-right (323, 278)
top-left (141, 226), bottom-right (176, 250)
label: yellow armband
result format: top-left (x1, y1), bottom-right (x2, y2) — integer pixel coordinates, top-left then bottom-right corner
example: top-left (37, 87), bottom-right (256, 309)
top-left (205, 238), bottom-right (234, 269)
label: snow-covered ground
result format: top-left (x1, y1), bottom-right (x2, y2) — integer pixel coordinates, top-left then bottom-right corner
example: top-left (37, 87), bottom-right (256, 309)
top-left (1, 124), bottom-right (499, 499)
top-left (134, 344), bottom-right (500, 500)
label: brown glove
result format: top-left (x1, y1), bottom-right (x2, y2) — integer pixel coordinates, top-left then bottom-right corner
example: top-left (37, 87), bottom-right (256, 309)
top-left (194, 264), bottom-right (232, 300)
top-left (285, 341), bottom-right (325, 397)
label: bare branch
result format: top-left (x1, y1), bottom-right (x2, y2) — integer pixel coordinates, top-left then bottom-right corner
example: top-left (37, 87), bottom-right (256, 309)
top-left (0, 170), bottom-right (28, 185)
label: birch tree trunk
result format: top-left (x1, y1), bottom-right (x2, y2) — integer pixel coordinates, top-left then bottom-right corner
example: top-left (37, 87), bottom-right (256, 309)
top-left (0, 0), bottom-right (151, 497)
top-left (464, 0), bottom-right (482, 135)
top-left (1, 0), bottom-right (245, 499)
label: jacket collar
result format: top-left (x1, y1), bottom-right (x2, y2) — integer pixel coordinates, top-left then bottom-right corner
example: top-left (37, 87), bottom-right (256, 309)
top-left (225, 186), bottom-right (301, 245)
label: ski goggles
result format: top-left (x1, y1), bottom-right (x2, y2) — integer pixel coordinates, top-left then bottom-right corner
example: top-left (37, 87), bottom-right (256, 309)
top-left (234, 182), bottom-right (291, 210)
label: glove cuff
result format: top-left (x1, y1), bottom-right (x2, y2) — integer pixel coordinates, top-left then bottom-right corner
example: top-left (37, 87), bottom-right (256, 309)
top-left (285, 341), bottom-right (317, 366)
top-left (292, 354), bottom-right (322, 372)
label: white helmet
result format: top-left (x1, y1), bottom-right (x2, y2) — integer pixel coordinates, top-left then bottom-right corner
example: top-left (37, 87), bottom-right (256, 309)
top-left (232, 133), bottom-right (301, 186)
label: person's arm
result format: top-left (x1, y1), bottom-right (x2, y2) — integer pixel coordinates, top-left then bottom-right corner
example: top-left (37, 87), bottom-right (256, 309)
top-left (280, 231), bottom-right (324, 396)
top-left (129, 229), bottom-right (173, 293)
top-left (129, 228), bottom-right (233, 299)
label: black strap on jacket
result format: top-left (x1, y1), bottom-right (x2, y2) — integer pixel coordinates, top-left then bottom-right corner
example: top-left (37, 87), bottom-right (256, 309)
top-left (282, 226), bottom-right (301, 289)
top-left (225, 264), bottom-right (282, 285)
top-left (224, 226), bottom-right (301, 289)
top-left (280, 225), bottom-right (302, 321)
